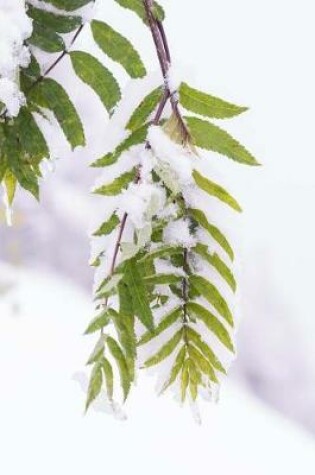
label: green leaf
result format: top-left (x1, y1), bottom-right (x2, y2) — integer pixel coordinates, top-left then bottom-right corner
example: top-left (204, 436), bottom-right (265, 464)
top-left (106, 336), bottom-right (131, 400)
top-left (91, 125), bottom-right (148, 167)
top-left (85, 363), bottom-right (103, 412)
top-left (181, 359), bottom-right (190, 402)
top-left (3, 170), bottom-right (17, 206)
top-left (186, 327), bottom-right (226, 374)
top-left (138, 306), bottom-right (182, 346)
top-left (186, 117), bottom-right (259, 166)
top-left (138, 245), bottom-right (182, 263)
top-left (108, 309), bottom-right (136, 381)
top-left (23, 55), bottom-right (41, 80)
top-left (94, 168), bottom-right (136, 195)
top-left (188, 345), bottom-right (218, 383)
top-left (160, 346), bottom-right (186, 393)
top-left (117, 282), bottom-right (136, 379)
top-left (144, 329), bottom-right (183, 368)
top-left (127, 87), bottom-right (163, 131)
top-left (91, 20), bottom-right (146, 78)
top-left (93, 213), bottom-right (120, 237)
top-left (189, 208), bottom-right (234, 261)
top-left (44, 0), bottom-right (92, 11)
top-left (114, 0), bottom-right (165, 23)
top-left (190, 275), bottom-right (234, 327)
top-left (70, 51), bottom-right (121, 114)
top-left (14, 108), bottom-right (49, 164)
top-left (179, 83), bottom-right (247, 119)
top-left (28, 6), bottom-right (81, 33)
top-left (124, 257), bottom-right (154, 331)
top-left (87, 335), bottom-right (105, 365)
top-left (1, 120), bottom-right (42, 199)
top-left (84, 310), bottom-right (111, 335)
top-left (193, 170), bottom-right (242, 212)
top-left (143, 274), bottom-right (182, 286)
top-left (29, 22), bottom-right (64, 53)
top-left (118, 281), bottom-right (134, 317)
top-left (187, 302), bottom-right (234, 352)
top-left (101, 357), bottom-right (114, 401)
top-left (29, 78), bottom-right (85, 149)
top-left (97, 273), bottom-right (124, 296)
top-left (194, 243), bottom-right (236, 293)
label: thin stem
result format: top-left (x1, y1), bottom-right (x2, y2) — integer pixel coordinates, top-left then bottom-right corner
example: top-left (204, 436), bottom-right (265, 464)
top-left (28, 24), bottom-right (85, 92)
top-left (107, 91), bottom-right (169, 280)
top-left (143, 1), bottom-right (168, 77)
top-left (144, 0), bottom-right (192, 316)
top-left (156, 20), bottom-right (171, 64)
top-left (110, 213), bottom-right (128, 274)
top-left (106, 2), bottom-right (191, 302)
top-left (143, 0), bottom-right (190, 142)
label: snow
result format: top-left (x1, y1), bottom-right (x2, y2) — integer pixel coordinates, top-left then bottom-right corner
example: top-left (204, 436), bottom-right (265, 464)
top-left (0, 0), bottom-right (32, 116)
top-left (165, 64), bottom-right (181, 95)
top-left (164, 218), bottom-right (196, 248)
top-left (1, 264), bottom-right (315, 475)
top-left (118, 182), bottom-right (166, 229)
top-left (0, 77), bottom-right (26, 117)
top-left (148, 125), bottom-right (195, 185)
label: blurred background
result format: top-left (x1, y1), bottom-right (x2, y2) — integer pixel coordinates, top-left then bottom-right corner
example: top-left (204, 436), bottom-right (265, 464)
top-left (1, 0), bottom-right (315, 473)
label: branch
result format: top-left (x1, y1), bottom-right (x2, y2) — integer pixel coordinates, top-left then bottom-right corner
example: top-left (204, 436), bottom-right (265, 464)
top-left (105, 1), bottom-right (191, 298)
top-left (27, 24), bottom-right (85, 92)
top-left (144, 0), bottom-right (190, 142)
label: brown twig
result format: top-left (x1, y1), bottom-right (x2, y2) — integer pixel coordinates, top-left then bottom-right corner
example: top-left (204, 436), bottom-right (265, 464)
top-left (105, 1), bottom-right (191, 293)
top-left (144, 0), bottom-right (191, 317)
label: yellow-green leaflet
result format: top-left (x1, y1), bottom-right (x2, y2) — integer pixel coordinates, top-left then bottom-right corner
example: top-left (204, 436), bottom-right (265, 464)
top-left (190, 275), bottom-right (234, 327)
top-left (188, 345), bottom-right (218, 383)
top-left (86, 335), bottom-right (105, 365)
top-left (70, 51), bottom-right (121, 114)
top-left (181, 360), bottom-right (190, 402)
top-left (29, 21), bottom-right (64, 52)
top-left (186, 116), bottom-right (259, 166)
top-left (91, 20), bottom-right (146, 78)
top-left (127, 87), bottom-right (163, 131)
top-left (186, 327), bottom-right (226, 375)
top-left (91, 126), bottom-right (148, 168)
top-left (193, 243), bottom-right (237, 292)
top-left (107, 336), bottom-right (131, 401)
top-left (160, 346), bottom-right (186, 393)
top-left (94, 169), bottom-right (137, 196)
top-left (138, 307), bottom-right (182, 346)
top-left (124, 258), bottom-right (154, 331)
top-left (84, 310), bottom-right (111, 335)
top-left (189, 208), bottom-right (234, 261)
top-left (179, 82), bottom-right (247, 119)
top-left (85, 363), bottom-right (103, 411)
top-left (144, 329), bottom-right (183, 368)
top-left (93, 213), bottom-right (120, 237)
top-left (113, 0), bottom-right (165, 23)
top-left (101, 357), bottom-right (114, 401)
top-left (193, 170), bottom-right (242, 212)
top-left (187, 301), bottom-right (235, 352)
top-left (3, 170), bottom-right (17, 206)
top-left (29, 78), bottom-right (85, 149)
top-left (27, 6), bottom-right (81, 34)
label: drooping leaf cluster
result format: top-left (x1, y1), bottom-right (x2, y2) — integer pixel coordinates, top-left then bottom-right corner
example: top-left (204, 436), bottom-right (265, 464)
top-left (85, 1), bottom-right (259, 414)
top-left (0, 0), bottom-right (259, 417)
